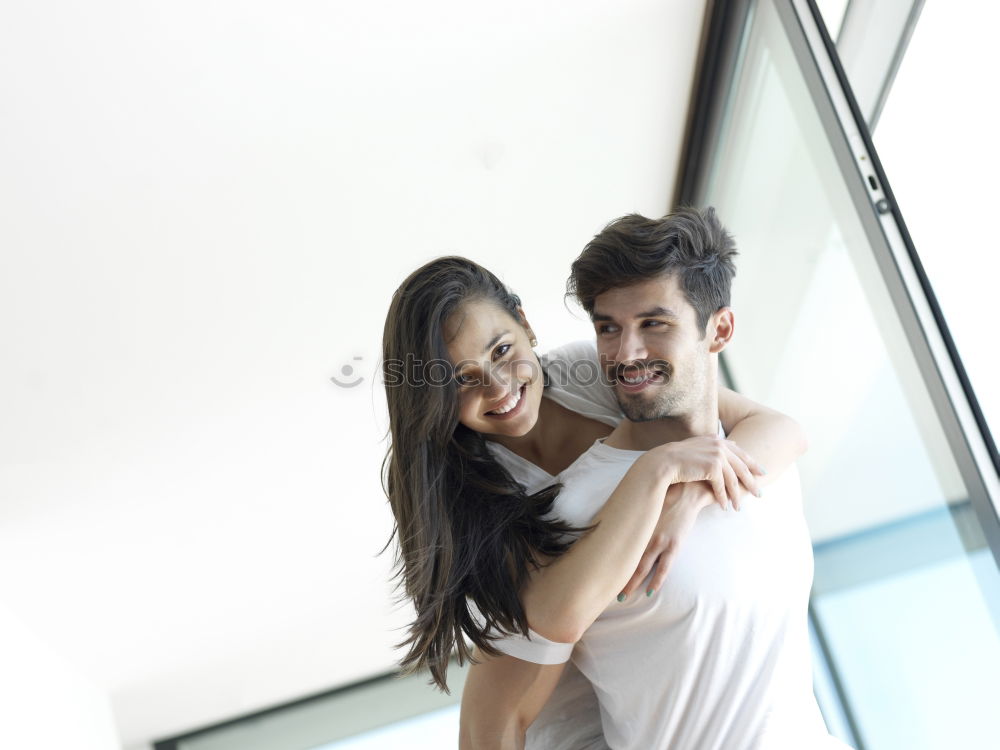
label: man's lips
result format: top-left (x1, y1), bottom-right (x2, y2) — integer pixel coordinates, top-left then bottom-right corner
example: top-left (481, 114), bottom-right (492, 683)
top-left (614, 368), bottom-right (667, 394)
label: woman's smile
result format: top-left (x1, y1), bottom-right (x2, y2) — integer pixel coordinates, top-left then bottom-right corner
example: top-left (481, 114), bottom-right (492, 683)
top-left (485, 383), bottom-right (527, 419)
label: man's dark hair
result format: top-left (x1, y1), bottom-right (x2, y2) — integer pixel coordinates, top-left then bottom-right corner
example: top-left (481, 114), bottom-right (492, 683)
top-left (567, 206), bottom-right (737, 332)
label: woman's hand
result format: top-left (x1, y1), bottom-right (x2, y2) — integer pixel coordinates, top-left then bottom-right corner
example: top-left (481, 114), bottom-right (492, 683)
top-left (654, 435), bottom-right (764, 511)
top-left (618, 481), bottom-right (715, 600)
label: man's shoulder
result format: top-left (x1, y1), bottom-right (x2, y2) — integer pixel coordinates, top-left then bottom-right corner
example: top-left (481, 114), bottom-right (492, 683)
top-left (765, 462), bottom-right (802, 496)
top-left (752, 462), bottom-right (806, 523)
top-left (540, 339), bottom-right (597, 369)
top-left (553, 441), bottom-right (641, 524)
top-left (556, 441), bottom-right (604, 484)
top-left (560, 439), bottom-right (639, 480)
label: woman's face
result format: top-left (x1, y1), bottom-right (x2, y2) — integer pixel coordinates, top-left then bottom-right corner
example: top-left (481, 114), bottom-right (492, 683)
top-left (444, 298), bottom-right (544, 438)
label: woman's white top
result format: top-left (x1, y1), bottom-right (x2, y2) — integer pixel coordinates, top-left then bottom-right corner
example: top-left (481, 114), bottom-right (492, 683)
top-left (484, 340), bottom-right (618, 750)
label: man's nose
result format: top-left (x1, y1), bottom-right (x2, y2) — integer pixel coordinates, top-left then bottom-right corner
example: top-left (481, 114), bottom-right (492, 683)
top-left (617, 329), bottom-right (648, 365)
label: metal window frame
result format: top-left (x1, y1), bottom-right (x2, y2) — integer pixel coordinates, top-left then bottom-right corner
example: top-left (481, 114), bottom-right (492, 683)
top-left (152, 662), bottom-right (466, 750)
top-left (676, 0), bottom-right (1000, 569)
top-left (835, 0), bottom-right (925, 129)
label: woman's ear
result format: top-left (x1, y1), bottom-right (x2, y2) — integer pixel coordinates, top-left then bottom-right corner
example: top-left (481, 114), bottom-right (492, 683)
top-left (707, 307), bottom-right (735, 354)
top-left (516, 306), bottom-right (538, 347)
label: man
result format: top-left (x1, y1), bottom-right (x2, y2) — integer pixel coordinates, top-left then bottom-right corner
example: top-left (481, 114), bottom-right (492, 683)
top-left (460, 208), bottom-right (847, 749)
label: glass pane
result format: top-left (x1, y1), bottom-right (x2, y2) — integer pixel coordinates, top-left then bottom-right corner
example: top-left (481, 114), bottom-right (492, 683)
top-left (814, 0), bottom-right (1000, 447)
top-left (872, 2), bottom-right (1000, 443)
top-left (696, 1), bottom-right (1000, 748)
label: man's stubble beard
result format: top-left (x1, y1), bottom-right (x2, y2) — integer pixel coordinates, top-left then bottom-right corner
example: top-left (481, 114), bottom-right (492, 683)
top-left (616, 378), bottom-right (690, 423)
top-left (615, 360), bottom-right (710, 423)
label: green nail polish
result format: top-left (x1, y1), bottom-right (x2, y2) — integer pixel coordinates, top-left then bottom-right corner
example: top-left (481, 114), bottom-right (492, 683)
top-left (646, 588), bottom-right (654, 597)
top-left (617, 592), bottom-right (627, 602)
top-left (755, 488), bottom-right (762, 498)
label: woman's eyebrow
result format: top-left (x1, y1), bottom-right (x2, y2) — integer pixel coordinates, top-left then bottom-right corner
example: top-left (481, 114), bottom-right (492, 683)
top-left (483, 330), bottom-right (510, 353)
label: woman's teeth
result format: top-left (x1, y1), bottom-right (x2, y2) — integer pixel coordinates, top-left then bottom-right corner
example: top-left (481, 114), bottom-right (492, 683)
top-left (488, 386), bottom-right (523, 415)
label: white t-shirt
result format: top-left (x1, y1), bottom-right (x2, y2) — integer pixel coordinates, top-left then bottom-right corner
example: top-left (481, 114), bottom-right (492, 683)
top-left (489, 341), bottom-right (848, 750)
top-left (552, 441), bottom-right (842, 749)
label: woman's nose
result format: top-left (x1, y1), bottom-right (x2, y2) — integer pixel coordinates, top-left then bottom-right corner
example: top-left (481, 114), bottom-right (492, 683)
top-left (483, 364), bottom-right (511, 396)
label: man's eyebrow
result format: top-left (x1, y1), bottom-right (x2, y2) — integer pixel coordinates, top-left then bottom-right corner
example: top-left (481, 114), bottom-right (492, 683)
top-left (591, 307), bottom-right (678, 322)
top-left (637, 306), bottom-right (679, 319)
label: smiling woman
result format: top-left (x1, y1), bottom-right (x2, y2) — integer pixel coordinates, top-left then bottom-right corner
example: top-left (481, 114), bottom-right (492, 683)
top-left (381, 257), bottom-right (590, 691)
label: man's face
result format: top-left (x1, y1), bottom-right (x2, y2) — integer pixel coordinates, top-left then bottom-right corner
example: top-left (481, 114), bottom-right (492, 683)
top-left (592, 274), bottom-right (716, 422)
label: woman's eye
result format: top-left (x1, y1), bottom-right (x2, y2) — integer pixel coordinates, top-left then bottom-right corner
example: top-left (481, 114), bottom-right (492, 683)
top-left (492, 344), bottom-right (511, 361)
top-left (455, 373), bottom-right (476, 387)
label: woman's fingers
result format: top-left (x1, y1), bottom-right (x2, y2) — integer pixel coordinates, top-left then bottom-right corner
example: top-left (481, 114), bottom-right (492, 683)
top-left (728, 452), bottom-right (760, 499)
top-left (725, 440), bottom-right (766, 477)
top-left (620, 547), bottom-right (657, 599)
top-left (720, 443), bottom-right (759, 501)
top-left (623, 546), bottom-right (676, 600)
top-left (646, 548), bottom-right (677, 595)
top-left (708, 473), bottom-right (728, 510)
top-left (721, 460), bottom-right (740, 511)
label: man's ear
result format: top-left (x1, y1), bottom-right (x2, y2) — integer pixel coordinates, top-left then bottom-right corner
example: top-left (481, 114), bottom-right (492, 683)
top-left (707, 307), bottom-right (735, 354)
top-left (516, 306), bottom-right (538, 347)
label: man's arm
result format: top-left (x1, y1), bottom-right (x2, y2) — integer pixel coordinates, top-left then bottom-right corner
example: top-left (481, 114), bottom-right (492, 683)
top-left (460, 650), bottom-right (566, 750)
top-left (717, 386), bottom-right (808, 488)
top-left (521, 436), bottom-right (761, 643)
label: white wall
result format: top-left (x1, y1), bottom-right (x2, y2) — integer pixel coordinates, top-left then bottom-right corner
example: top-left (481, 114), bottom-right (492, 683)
top-left (0, 1), bottom-right (706, 746)
top-left (0, 606), bottom-right (120, 750)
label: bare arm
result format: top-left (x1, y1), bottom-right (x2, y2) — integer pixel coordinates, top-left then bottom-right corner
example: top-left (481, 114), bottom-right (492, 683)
top-left (521, 437), bottom-right (760, 643)
top-left (718, 386), bottom-right (808, 487)
top-left (521, 391), bottom-right (804, 643)
top-left (460, 650), bottom-right (566, 750)
top-left (617, 390), bottom-right (809, 598)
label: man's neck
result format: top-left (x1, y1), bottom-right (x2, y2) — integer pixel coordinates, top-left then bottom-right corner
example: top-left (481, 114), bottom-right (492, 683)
top-left (606, 398), bottom-right (720, 452)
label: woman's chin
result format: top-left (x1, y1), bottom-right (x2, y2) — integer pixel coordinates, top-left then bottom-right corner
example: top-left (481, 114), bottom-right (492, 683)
top-left (476, 407), bottom-right (538, 438)
top-left (488, 417), bottom-right (535, 438)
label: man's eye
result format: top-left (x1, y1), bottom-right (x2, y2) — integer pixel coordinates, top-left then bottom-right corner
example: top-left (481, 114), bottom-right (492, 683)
top-left (597, 325), bottom-right (619, 334)
top-left (492, 344), bottom-right (511, 361)
top-left (642, 320), bottom-right (663, 327)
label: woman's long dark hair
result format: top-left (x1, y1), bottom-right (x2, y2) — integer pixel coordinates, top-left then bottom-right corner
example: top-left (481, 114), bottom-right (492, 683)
top-left (381, 256), bottom-right (583, 691)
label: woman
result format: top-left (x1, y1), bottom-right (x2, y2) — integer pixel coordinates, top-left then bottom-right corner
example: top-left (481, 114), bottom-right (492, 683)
top-left (381, 256), bottom-right (805, 744)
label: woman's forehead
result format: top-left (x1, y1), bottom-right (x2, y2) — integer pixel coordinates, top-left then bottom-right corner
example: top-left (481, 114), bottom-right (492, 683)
top-left (444, 300), bottom-right (514, 356)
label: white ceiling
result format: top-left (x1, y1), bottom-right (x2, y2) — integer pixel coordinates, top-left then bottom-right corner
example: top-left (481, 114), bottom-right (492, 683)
top-left (0, 0), bottom-right (707, 746)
